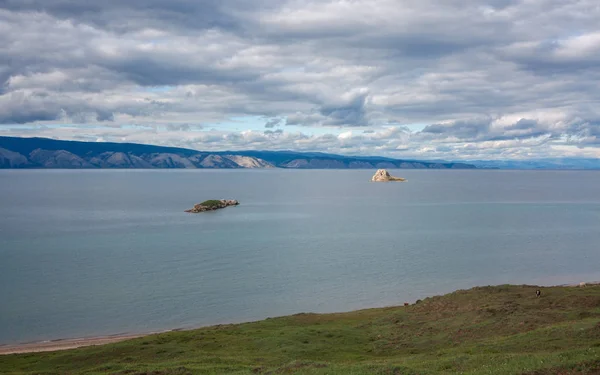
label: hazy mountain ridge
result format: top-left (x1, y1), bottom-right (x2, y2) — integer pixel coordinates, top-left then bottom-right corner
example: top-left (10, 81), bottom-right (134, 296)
top-left (0, 136), bottom-right (475, 169)
top-left (469, 159), bottom-right (600, 170)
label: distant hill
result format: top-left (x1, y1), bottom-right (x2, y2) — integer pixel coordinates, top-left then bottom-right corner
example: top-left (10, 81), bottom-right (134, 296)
top-left (469, 158), bottom-right (600, 170)
top-left (0, 136), bottom-right (475, 169)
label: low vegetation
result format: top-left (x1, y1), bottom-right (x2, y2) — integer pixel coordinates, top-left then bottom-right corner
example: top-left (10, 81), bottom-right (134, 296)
top-left (2, 285), bottom-right (600, 374)
top-left (198, 200), bottom-right (224, 208)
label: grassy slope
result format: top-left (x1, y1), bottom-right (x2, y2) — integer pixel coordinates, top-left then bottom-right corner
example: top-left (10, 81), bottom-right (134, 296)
top-left (2, 285), bottom-right (600, 375)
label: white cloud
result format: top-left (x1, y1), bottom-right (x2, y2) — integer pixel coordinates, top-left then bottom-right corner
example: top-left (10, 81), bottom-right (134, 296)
top-left (0, 0), bottom-right (599, 160)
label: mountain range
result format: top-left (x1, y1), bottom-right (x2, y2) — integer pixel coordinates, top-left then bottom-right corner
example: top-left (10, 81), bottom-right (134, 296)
top-left (0, 136), bottom-right (475, 169)
top-left (467, 158), bottom-right (600, 170)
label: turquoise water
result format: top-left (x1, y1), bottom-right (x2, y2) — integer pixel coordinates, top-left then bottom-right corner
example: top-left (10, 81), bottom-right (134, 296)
top-left (1, 169), bottom-right (600, 344)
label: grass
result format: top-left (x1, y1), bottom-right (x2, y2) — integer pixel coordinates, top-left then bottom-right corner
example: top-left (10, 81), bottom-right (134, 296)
top-left (198, 200), bottom-right (224, 208)
top-left (2, 285), bottom-right (600, 374)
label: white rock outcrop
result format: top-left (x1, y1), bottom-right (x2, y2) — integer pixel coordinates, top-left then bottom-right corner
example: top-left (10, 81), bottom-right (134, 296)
top-left (371, 169), bottom-right (406, 182)
top-left (223, 155), bottom-right (274, 168)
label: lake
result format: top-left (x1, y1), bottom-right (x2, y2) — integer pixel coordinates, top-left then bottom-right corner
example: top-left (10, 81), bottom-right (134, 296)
top-left (1, 169), bottom-right (600, 345)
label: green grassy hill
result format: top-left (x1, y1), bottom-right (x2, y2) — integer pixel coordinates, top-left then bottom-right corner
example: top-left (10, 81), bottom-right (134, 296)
top-left (2, 285), bottom-right (600, 374)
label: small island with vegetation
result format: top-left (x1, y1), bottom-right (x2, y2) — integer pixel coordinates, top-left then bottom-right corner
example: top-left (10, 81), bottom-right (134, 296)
top-left (371, 169), bottom-right (406, 182)
top-left (185, 199), bottom-right (239, 213)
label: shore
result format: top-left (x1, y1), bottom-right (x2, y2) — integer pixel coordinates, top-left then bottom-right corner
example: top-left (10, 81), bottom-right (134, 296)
top-left (2, 281), bottom-right (598, 356)
top-left (2, 284), bottom-right (600, 375)
top-left (0, 334), bottom-right (145, 355)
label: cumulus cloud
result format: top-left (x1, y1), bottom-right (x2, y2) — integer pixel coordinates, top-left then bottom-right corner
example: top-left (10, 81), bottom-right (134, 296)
top-left (0, 0), bottom-right (600, 159)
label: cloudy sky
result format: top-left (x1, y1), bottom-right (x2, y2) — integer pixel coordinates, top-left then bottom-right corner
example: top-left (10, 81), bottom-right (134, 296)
top-left (1, 0), bottom-right (600, 160)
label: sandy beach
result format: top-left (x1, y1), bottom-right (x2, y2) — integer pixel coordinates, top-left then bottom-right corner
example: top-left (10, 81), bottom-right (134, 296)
top-left (0, 334), bottom-right (144, 355)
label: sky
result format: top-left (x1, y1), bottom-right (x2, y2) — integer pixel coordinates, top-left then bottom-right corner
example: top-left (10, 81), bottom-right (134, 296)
top-left (1, 0), bottom-right (600, 160)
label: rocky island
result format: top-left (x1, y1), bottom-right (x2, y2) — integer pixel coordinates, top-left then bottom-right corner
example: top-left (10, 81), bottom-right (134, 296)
top-left (185, 199), bottom-right (239, 213)
top-left (371, 169), bottom-right (406, 182)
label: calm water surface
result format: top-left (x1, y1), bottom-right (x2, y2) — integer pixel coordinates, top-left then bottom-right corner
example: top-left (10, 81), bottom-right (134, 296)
top-left (1, 169), bottom-right (600, 344)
